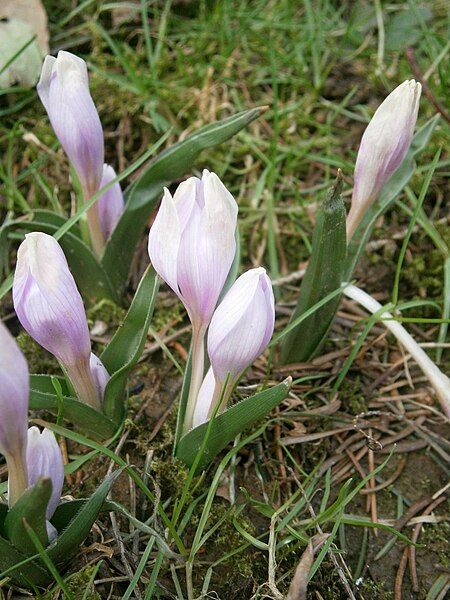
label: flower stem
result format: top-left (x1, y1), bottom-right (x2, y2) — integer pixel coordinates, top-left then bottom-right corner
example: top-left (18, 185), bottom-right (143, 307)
top-left (183, 326), bottom-right (206, 433)
top-left (7, 450), bottom-right (28, 507)
top-left (344, 284), bottom-right (450, 419)
top-left (83, 187), bottom-right (104, 257)
top-left (65, 357), bottom-right (102, 411)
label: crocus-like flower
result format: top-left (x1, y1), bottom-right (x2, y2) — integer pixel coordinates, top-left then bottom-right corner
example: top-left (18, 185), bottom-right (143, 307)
top-left (148, 170), bottom-right (238, 431)
top-left (98, 164), bottom-right (124, 241)
top-left (37, 51), bottom-right (105, 254)
top-left (192, 268), bottom-right (275, 427)
top-left (26, 427), bottom-right (64, 541)
top-left (13, 232), bottom-right (108, 410)
top-left (346, 80), bottom-right (422, 239)
top-left (0, 322), bottom-right (29, 506)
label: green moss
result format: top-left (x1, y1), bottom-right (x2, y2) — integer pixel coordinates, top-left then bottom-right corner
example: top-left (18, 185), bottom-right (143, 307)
top-left (340, 377), bottom-right (367, 415)
top-left (86, 299), bottom-right (126, 331)
top-left (151, 455), bottom-right (189, 498)
top-left (16, 332), bottom-right (59, 374)
top-left (356, 579), bottom-right (394, 599)
top-left (421, 522), bottom-right (450, 569)
top-left (41, 565), bottom-right (101, 600)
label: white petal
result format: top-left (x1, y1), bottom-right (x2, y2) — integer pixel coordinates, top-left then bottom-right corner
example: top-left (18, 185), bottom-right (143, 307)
top-left (148, 188), bottom-right (181, 294)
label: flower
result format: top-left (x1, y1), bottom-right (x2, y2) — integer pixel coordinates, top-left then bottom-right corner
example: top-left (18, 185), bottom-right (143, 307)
top-left (148, 170), bottom-right (238, 329)
top-left (97, 164), bottom-right (124, 241)
top-left (37, 51), bottom-right (104, 198)
top-left (13, 232), bottom-right (108, 410)
top-left (37, 51), bottom-right (105, 254)
top-left (346, 79), bottom-right (421, 239)
top-left (207, 267), bottom-right (275, 384)
top-left (0, 322), bottom-right (29, 506)
top-left (26, 427), bottom-right (64, 540)
top-left (191, 268), bottom-right (275, 427)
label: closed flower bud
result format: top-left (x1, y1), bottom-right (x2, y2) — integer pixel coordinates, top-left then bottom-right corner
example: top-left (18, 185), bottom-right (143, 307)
top-left (13, 233), bottom-right (105, 410)
top-left (0, 322), bottom-right (29, 506)
top-left (26, 427), bottom-right (64, 524)
top-left (98, 164), bottom-right (124, 241)
top-left (37, 51), bottom-right (105, 254)
top-left (148, 170), bottom-right (238, 329)
top-left (37, 51), bottom-right (104, 198)
top-left (208, 267), bottom-right (275, 384)
top-left (347, 80), bottom-right (421, 239)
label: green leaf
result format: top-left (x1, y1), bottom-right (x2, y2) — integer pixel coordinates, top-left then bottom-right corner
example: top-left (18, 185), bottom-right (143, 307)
top-left (346, 115), bottom-right (440, 278)
top-left (47, 471), bottom-right (121, 566)
top-left (29, 375), bottom-right (117, 439)
top-left (101, 107), bottom-right (266, 294)
top-left (0, 502), bottom-right (8, 530)
top-left (5, 479), bottom-right (50, 555)
top-left (176, 378), bottom-right (292, 469)
top-left (0, 214), bottom-right (117, 304)
top-left (384, 7), bottom-right (432, 52)
top-left (100, 266), bottom-right (159, 422)
top-left (0, 536), bottom-right (50, 587)
top-left (280, 174), bottom-right (347, 363)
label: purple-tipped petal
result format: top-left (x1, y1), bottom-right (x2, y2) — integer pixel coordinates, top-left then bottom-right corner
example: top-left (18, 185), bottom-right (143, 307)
top-left (0, 322), bottom-right (29, 459)
top-left (98, 164), bottom-right (124, 240)
top-left (37, 51), bottom-right (104, 197)
top-left (26, 427), bottom-right (64, 519)
top-left (192, 367), bottom-right (216, 428)
top-left (89, 352), bottom-right (110, 401)
top-left (148, 171), bottom-right (238, 329)
top-left (207, 267), bottom-right (275, 383)
top-left (347, 80), bottom-right (421, 238)
top-left (13, 232), bottom-right (91, 367)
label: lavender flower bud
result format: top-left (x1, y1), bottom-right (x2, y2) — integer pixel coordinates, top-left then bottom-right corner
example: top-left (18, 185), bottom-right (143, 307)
top-left (13, 232), bottom-right (104, 410)
top-left (0, 322), bottom-right (29, 506)
top-left (207, 267), bottom-right (275, 384)
top-left (98, 164), bottom-right (124, 241)
top-left (26, 427), bottom-right (64, 520)
top-left (37, 51), bottom-right (105, 254)
top-left (192, 366), bottom-right (216, 428)
top-left (347, 80), bottom-right (422, 239)
top-left (37, 51), bottom-right (104, 199)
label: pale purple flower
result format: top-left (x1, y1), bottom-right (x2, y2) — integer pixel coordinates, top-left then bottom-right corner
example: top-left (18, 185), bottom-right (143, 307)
top-left (26, 427), bottom-right (64, 520)
top-left (148, 170), bottom-right (238, 330)
top-left (347, 79), bottom-right (422, 239)
top-left (0, 322), bottom-right (29, 505)
top-left (98, 164), bottom-right (124, 241)
top-left (207, 267), bottom-right (275, 384)
top-left (37, 51), bottom-right (104, 198)
top-left (0, 321), bottom-right (29, 459)
top-left (13, 232), bottom-right (106, 410)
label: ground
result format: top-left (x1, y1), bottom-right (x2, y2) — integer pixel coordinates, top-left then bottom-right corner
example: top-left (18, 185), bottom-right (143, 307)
top-left (0, 0), bottom-right (449, 599)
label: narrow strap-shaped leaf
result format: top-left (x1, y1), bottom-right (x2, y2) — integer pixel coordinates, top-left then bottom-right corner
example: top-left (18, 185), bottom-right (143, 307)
top-left (0, 536), bottom-right (51, 587)
top-left (4, 479), bottom-right (51, 555)
top-left (176, 378), bottom-right (292, 469)
top-left (47, 470), bottom-right (121, 567)
top-left (100, 266), bottom-right (159, 422)
top-left (29, 375), bottom-right (117, 439)
top-left (0, 218), bottom-right (117, 303)
top-left (101, 107), bottom-right (266, 294)
top-left (280, 174), bottom-right (346, 364)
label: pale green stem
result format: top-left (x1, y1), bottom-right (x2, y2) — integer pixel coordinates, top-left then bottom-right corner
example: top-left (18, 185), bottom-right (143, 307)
top-left (83, 186), bottom-right (104, 257)
top-left (344, 283), bottom-right (450, 419)
top-left (182, 326), bottom-right (206, 433)
top-left (65, 356), bottom-right (102, 411)
top-left (6, 449), bottom-right (28, 507)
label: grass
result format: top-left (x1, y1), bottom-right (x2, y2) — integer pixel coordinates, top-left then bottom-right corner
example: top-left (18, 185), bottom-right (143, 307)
top-left (0, 0), bottom-right (449, 598)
